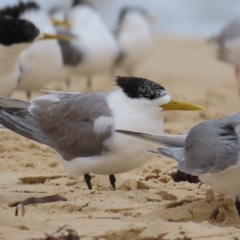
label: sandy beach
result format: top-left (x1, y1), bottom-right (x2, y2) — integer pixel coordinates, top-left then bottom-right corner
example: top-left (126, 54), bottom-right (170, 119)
top-left (1, 36), bottom-right (240, 240)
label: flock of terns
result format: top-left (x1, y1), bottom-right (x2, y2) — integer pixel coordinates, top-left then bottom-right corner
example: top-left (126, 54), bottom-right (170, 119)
top-left (1, 0), bottom-right (240, 219)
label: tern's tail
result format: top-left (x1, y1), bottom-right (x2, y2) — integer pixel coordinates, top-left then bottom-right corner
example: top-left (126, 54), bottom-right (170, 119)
top-left (0, 97), bottom-right (53, 147)
top-left (115, 130), bottom-right (186, 147)
top-left (148, 147), bottom-right (185, 163)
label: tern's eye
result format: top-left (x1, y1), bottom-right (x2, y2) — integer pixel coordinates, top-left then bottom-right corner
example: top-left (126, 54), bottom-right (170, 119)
top-left (142, 93), bottom-right (156, 100)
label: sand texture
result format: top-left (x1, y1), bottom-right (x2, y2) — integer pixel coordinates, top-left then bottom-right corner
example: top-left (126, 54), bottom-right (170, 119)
top-left (1, 36), bottom-right (240, 240)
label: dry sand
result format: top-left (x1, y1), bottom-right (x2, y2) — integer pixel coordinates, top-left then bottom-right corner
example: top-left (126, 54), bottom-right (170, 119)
top-left (1, 36), bottom-right (240, 240)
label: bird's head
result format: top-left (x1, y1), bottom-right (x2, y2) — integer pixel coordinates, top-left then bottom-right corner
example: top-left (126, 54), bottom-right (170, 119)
top-left (115, 76), bottom-right (205, 111)
top-left (0, 18), bottom-right (72, 46)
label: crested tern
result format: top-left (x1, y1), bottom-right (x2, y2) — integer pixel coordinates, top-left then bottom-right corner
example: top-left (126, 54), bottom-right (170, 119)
top-left (0, 1), bottom-right (70, 98)
top-left (113, 6), bottom-right (155, 76)
top-left (57, 0), bottom-right (119, 90)
top-left (0, 76), bottom-right (205, 190)
top-left (116, 112), bottom-right (240, 215)
top-left (0, 17), bottom-right (71, 97)
top-left (208, 17), bottom-right (240, 95)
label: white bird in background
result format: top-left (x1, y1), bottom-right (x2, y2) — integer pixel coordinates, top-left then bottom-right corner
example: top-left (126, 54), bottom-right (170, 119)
top-left (57, 0), bottom-right (119, 90)
top-left (0, 1), bottom-right (70, 99)
top-left (33, 0), bottom-right (72, 14)
top-left (113, 6), bottom-right (155, 76)
top-left (0, 76), bottom-right (205, 190)
top-left (208, 17), bottom-right (240, 95)
top-left (0, 17), bottom-right (71, 97)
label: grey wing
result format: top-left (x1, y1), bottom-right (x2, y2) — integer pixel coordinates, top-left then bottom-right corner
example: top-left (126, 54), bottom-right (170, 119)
top-left (148, 147), bottom-right (185, 163)
top-left (183, 115), bottom-right (240, 175)
top-left (210, 17), bottom-right (240, 46)
top-left (30, 91), bottom-right (114, 160)
top-left (57, 29), bottom-right (83, 66)
top-left (0, 97), bottom-right (30, 108)
top-left (115, 130), bottom-right (186, 147)
top-left (0, 92), bottom-right (114, 160)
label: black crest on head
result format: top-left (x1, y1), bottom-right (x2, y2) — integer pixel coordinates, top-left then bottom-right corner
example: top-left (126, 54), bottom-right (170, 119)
top-left (0, 1), bottom-right (39, 19)
top-left (0, 18), bottom-right (39, 46)
top-left (117, 6), bottom-right (147, 27)
top-left (72, 0), bottom-right (92, 8)
top-left (115, 76), bottom-right (167, 100)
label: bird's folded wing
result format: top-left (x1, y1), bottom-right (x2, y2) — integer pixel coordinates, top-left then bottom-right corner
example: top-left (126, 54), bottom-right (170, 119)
top-left (0, 92), bottom-right (114, 160)
top-left (148, 147), bottom-right (185, 163)
top-left (115, 130), bottom-right (186, 147)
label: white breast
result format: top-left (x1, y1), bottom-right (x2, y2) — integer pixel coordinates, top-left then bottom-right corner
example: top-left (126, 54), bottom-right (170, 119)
top-left (17, 10), bottom-right (63, 91)
top-left (199, 165), bottom-right (240, 198)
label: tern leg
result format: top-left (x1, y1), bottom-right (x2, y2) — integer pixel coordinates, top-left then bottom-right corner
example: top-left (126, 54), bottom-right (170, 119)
top-left (87, 76), bottom-right (92, 91)
top-left (65, 78), bottom-right (71, 89)
top-left (26, 91), bottom-right (31, 100)
top-left (84, 174), bottom-right (92, 190)
top-left (109, 174), bottom-right (116, 190)
top-left (235, 196), bottom-right (240, 216)
top-left (234, 66), bottom-right (240, 95)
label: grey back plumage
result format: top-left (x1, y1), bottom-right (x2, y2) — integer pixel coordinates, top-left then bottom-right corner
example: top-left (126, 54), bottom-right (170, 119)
top-left (157, 113), bottom-right (240, 175)
top-left (115, 130), bottom-right (186, 147)
top-left (0, 92), bottom-right (114, 160)
top-left (209, 17), bottom-right (240, 46)
top-left (208, 17), bottom-right (240, 65)
top-left (181, 113), bottom-right (240, 174)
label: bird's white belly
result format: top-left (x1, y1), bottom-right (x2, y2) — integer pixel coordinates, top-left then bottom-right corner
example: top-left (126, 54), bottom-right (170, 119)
top-left (199, 165), bottom-right (240, 198)
top-left (59, 147), bottom-right (153, 177)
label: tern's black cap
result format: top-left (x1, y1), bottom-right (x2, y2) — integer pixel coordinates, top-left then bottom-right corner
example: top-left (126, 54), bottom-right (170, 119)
top-left (0, 18), bottom-right (40, 46)
top-left (72, 0), bottom-right (93, 8)
top-left (115, 76), bottom-right (167, 100)
top-left (0, 1), bottom-right (39, 19)
top-left (117, 6), bottom-right (147, 27)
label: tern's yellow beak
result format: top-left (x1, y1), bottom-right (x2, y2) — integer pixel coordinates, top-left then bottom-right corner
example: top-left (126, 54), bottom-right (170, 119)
top-left (41, 33), bottom-right (72, 42)
top-left (161, 99), bottom-right (206, 111)
top-left (51, 18), bottom-right (72, 29)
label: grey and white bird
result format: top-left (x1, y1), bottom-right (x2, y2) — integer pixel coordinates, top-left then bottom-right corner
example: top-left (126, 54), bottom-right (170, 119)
top-left (0, 76), bottom-right (204, 190)
top-left (58, 0), bottom-right (119, 89)
top-left (113, 6), bottom-right (155, 76)
top-left (0, 1), bottom-right (70, 98)
top-left (116, 112), bottom-right (240, 215)
top-left (0, 17), bottom-right (71, 97)
top-left (208, 17), bottom-right (240, 95)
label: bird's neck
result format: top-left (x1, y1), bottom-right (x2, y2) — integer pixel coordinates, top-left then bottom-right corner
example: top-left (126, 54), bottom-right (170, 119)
top-left (107, 90), bottom-right (165, 134)
top-left (0, 43), bottom-right (30, 73)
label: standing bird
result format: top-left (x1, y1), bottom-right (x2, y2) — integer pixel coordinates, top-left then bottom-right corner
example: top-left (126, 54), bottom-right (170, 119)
top-left (208, 17), bottom-right (240, 95)
top-left (0, 1), bottom-right (69, 98)
top-left (58, 0), bottom-right (119, 90)
top-left (113, 6), bottom-right (155, 76)
top-left (0, 76), bottom-right (204, 190)
top-left (0, 17), bottom-right (71, 97)
top-left (116, 112), bottom-right (240, 216)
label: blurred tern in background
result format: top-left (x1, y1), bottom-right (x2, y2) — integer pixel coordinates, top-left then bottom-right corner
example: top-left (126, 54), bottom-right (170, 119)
top-left (116, 113), bottom-right (240, 216)
top-left (208, 17), bottom-right (240, 95)
top-left (58, 0), bottom-right (119, 90)
top-left (0, 76), bottom-right (204, 190)
top-left (0, 2), bottom-right (72, 98)
top-left (113, 6), bottom-right (155, 76)
top-left (0, 17), bottom-right (71, 97)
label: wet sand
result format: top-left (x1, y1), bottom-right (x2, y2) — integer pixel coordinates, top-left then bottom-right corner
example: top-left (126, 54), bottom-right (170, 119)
top-left (1, 36), bottom-right (240, 240)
